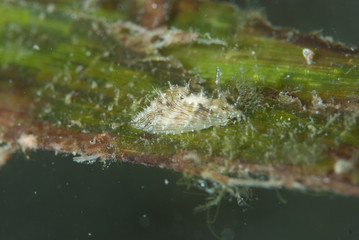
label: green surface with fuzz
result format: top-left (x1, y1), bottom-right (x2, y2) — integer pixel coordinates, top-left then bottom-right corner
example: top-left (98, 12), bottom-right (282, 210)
top-left (1, 1), bottom-right (359, 186)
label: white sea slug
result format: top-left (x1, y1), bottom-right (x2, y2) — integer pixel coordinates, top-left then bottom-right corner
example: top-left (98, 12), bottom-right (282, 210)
top-left (131, 68), bottom-right (242, 134)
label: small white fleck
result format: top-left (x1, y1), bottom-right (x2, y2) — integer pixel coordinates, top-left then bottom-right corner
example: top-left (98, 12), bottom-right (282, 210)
top-left (303, 48), bottom-right (315, 65)
top-left (139, 214), bottom-right (151, 227)
top-left (18, 134), bottom-right (38, 150)
top-left (311, 90), bottom-right (326, 111)
top-left (75, 65), bottom-right (83, 73)
top-left (288, 117), bottom-right (291, 121)
top-left (46, 4), bottom-right (56, 13)
top-left (111, 123), bottom-right (120, 129)
top-left (102, 51), bottom-right (110, 57)
top-left (164, 179), bottom-right (169, 185)
top-left (64, 92), bottom-right (73, 105)
top-left (334, 160), bottom-right (354, 175)
top-left (105, 83), bottom-right (114, 88)
top-left (86, 51), bottom-right (91, 57)
top-left (88, 232), bottom-right (92, 237)
top-left (91, 81), bottom-right (98, 89)
top-left (152, 3), bottom-right (157, 9)
top-left (73, 154), bottom-right (101, 164)
top-left (89, 137), bottom-right (97, 145)
top-left (34, 191), bottom-right (37, 195)
top-left (33, 44), bottom-right (40, 51)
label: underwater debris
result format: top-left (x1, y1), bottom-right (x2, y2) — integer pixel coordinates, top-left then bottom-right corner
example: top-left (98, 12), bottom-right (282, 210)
top-left (311, 90), bottom-right (326, 113)
top-left (311, 90), bottom-right (341, 113)
top-left (107, 21), bottom-right (198, 54)
top-left (73, 154), bottom-right (103, 164)
top-left (277, 91), bottom-right (303, 108)
top-left (18, 134), bottom-right (38, 150)
top-left (107, 21), bottom-right (226, 55)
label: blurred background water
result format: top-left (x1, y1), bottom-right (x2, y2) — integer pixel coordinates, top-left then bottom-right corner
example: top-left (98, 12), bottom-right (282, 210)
top-left (255, 0), bottom-right (359, 47)
top-left (1, 0), bottom-right (359, 239)
top-left (1, 151), bottom-right (359, 240)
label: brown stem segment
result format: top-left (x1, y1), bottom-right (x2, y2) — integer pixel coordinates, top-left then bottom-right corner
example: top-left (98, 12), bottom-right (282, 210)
top-left (141, 0), bottom-right (169, 29)
top-left (0, 92), bottom-right (358, 197)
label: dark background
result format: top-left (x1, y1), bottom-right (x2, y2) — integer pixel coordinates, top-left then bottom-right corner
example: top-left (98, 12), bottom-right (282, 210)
top-left (247, 0), bottom-right (359, 46)
top-left (1, 151), bottom-right (358, 240)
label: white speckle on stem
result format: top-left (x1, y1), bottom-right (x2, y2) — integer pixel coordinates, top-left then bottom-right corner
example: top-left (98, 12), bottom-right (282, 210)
top-left (334, 160), bottom-right (354, 175)
top-left (18, 134), bottom-right (38, 150)
top-left (33, 44), bottom-right (40, 51)
top-left (303, 48), bottom-right (315, 65)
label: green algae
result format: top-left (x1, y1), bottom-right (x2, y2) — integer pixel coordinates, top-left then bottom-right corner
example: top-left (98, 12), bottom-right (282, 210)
top-left (1, 0), bottom-right (359, 194)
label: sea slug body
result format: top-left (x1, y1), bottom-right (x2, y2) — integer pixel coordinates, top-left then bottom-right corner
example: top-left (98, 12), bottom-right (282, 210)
top-left (131, 84), bottom-right (242, 134)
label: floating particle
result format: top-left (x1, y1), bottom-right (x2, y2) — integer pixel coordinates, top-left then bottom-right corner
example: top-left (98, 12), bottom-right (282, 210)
top-left (302, 48), bottom-right (315, 65)
top-left (73, 154), bottom-right (102, 164)
top-left (311, 90), bottom-right (326, 112)
top-left (46, 3), bottom-right (56, 13)
top-left (32, 44), bottom-right (40, 51)
top-left (139, 214), bottom-right (151, 228)
top-left (131, 82), bottom-right (242, 134)
top-left (277, 91), bottom-right (302, 107)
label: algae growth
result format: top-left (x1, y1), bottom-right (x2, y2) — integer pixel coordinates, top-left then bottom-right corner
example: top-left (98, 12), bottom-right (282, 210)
top-left (0, 0), bottom-right (359, 196)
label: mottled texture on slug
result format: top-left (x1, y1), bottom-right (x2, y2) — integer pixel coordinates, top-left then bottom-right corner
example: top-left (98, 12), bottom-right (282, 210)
top-left (131, 85), bottom-right (242, 134)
